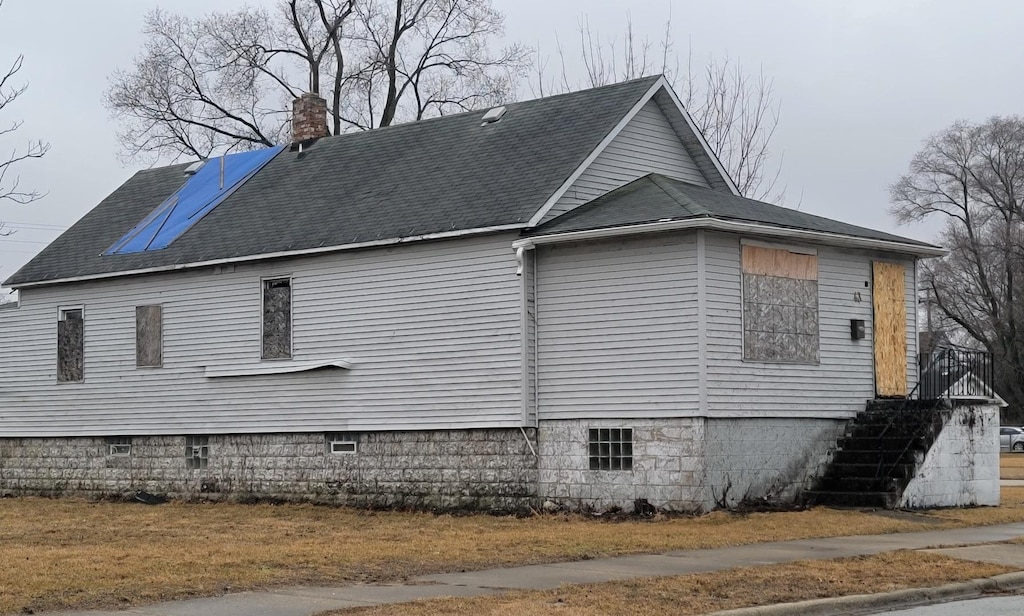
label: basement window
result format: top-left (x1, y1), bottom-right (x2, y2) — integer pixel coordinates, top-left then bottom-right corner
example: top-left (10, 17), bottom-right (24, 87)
top-left (326, 433), bottom-right (358, 455)
top-left (185, 435), bottom-right (209, 469)
top-left (588, 428), bottom-right (633, 471)
top-left (106, 436), bottom-right (132, 457)
top-left (57, 306), bottom-right (84, 382)
top-left (262, 277), bottom-right (292, 359)
top-left (136, 305), bottom-right (163, 368)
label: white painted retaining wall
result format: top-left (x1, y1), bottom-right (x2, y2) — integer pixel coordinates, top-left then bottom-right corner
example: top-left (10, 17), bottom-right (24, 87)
top-left (900, 403), bottom-right (1000, 508)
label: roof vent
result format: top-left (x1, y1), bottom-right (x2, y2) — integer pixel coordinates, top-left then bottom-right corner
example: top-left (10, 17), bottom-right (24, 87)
top-left (184, 160), bottom-right (207, 176)
top-left (481, 106), bottom-right (507, 126)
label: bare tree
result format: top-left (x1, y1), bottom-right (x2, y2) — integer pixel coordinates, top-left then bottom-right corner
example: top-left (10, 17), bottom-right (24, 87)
top-left (105, 0), bottom-right (529, 162)
top-left (533, 14), bottom-right (782, 201)
top-left (0, 0), bottom-right (48, 204)
top-left (890, 116), bottom-right (1024, 420)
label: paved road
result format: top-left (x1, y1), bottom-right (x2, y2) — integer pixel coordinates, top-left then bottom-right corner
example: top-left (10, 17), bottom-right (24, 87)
top-left (871, 595), bottom-right (1024, 615)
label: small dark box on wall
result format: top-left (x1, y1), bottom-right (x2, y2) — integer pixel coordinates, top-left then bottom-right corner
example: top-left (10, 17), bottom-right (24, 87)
top-left (850, 319), bottom-right (866, 340)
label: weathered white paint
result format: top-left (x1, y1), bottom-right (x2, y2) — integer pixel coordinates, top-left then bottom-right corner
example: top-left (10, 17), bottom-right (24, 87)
top-left (535, 233), bottom-right (700, 419)
top-left (704, 417), bottom-right (847, 508)
top-left (540, 99), bottom-right (711, 223)
top-left (900, 404), bottom-right (1000, 508)
top-left (704, 232), bottom-right (918, 417)
top-left (0, 234), bottom-right (524, 436)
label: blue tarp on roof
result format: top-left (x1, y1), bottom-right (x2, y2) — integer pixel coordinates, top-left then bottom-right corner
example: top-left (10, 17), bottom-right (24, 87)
top-left (105, 145), bottom-right (285, 255)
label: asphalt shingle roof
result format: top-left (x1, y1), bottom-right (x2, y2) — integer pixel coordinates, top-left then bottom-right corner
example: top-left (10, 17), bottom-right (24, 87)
top-left (7, 77), bottom-right (664, 286)
top-left (529, 174), bottom-right (939, 249)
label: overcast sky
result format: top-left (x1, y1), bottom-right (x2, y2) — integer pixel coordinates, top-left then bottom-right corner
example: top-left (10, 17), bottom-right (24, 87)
top-left (0, 0), bottom-right (1020, 281)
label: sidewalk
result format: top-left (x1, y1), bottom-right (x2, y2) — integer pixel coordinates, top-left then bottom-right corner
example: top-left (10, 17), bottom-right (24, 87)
top-left (47, 522), bottom-right (1024, 616)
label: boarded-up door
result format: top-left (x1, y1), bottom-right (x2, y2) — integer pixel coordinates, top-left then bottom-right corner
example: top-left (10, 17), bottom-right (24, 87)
top-left (872, 262), bottom-right (907, 397)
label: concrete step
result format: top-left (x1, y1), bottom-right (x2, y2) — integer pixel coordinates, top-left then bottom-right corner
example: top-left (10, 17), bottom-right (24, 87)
top-left (837, 436), bottom-right (927, 451)
top-left (831, 448), bottom-right (923, 466)
top-left (824, 462), bottom-right (917, 480)
top-left (814, 476), bottom-right (902, 493)
top-left (802, 490), bottom-right (900, 508)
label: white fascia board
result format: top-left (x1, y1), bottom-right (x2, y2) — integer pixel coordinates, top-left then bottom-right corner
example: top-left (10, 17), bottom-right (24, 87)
top-left (526, 77), bottom-right (669, 227)
top-left (656, 85), bottom-right (741, 196)
top-left (10, 223), bottom-right (526, 289)
top-left (512, 217), bottom-right (948, 258)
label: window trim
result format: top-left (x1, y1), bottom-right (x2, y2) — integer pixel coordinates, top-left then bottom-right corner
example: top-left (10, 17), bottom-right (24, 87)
top-left (739, 241), bottom-right (821, 365)
top-left (326, 433), bottom-right (358, 455)
top-left (56, 305), bottom-right (85, 383)
top-left (106, 436), bottom-right (132, 457)
top-left (260, 275), bottom-right (293, 361)
top-left (185, 435), bottom-right (210, 470)
top-left (587, 427), bottom-right (633, 471)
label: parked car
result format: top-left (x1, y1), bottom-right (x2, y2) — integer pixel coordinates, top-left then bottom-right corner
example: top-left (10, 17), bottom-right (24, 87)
top-left (1000, 427), bottom-right (1024, 451)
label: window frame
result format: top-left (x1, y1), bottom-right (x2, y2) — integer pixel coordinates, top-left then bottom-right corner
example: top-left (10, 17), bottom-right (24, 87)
top-left (588, 427), bottom-right (633, 471)
top-left (106, 436), bottom-right (132, 457)
top-left (739, 240), bottom-right (821, 365)
top-left (56, 305), bottom-right (85, 383)
top-left (326, 432), bottom-right (358, 455)
top-left (185, 435), bottom-right (209, 470)
top-left (260, 275), bottom-right (293, 360)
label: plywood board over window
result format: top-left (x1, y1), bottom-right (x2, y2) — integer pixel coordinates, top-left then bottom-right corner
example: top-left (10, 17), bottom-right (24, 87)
top-left (741, 245), bottom-right (819, 363)
top-left (136, 305), bottom-right (162, 367)
top-left (873, 261), bottom-right (907, 397)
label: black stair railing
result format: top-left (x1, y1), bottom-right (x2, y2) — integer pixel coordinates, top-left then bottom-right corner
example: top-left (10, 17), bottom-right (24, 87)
top-left (917, 348), bottom-right (994, 400)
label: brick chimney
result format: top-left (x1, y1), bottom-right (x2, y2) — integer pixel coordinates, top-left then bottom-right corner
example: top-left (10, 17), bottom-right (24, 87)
top-left (292, 93), bottom-right (329, 142)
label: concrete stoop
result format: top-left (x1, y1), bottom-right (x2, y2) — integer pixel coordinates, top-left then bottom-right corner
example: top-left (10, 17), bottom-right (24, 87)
top-left (803, 398), bottom-right (948, 508)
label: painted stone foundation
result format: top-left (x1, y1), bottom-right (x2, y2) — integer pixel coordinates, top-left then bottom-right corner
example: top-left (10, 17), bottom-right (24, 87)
top-left (704, 417), bottom-right (848, 508)
top-left (536, 417), bottom-right (843, 512)
top-left (537, 418), bottom-right (706, 512)
top-left (0, 429), bottom-right (538, 512)
top-left (899, 403), bottom-right (1000, 508)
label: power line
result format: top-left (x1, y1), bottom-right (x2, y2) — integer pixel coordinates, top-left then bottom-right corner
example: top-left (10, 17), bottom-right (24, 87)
top-left (0, 221), bottom-right (68, 231)
top-left (0, 238), bottom-right (49, 244)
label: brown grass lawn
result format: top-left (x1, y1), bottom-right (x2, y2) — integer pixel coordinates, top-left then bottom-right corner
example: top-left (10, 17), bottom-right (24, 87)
top-left (1002, 452), bottom-right (1024, 479)
top-left (334, 551), bottom-right (1017, 616)
top-left (2, 488), bottom-right (1024, 614)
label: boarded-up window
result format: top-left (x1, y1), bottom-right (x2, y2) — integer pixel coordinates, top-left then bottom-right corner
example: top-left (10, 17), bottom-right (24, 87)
top-left (136, 305), bottom-right (162, 367)
top-left (262, 278), bottom-right (291, 359)
top-left (741, 245), bottom-right (819, 363)
top-left (57, 307), bottom-right (84, 382)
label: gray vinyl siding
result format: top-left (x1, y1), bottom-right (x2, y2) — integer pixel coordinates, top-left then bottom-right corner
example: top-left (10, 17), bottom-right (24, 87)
top-left (704, 233), bottom-right (917, 417)
top-left (542, 99), bottom-right (711, 223)
top-left (905, 260), bottom-right (919, 391)
top-left (535, 233), bottom-right (700, 419)
top-left (0, 234), bottom-right (524, 436)
top-left (522, 249), bottom-right (538, 426)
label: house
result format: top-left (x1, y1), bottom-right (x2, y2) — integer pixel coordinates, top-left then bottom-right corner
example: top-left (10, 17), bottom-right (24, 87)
top-left (0, 76), bottom-right (997, 512)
